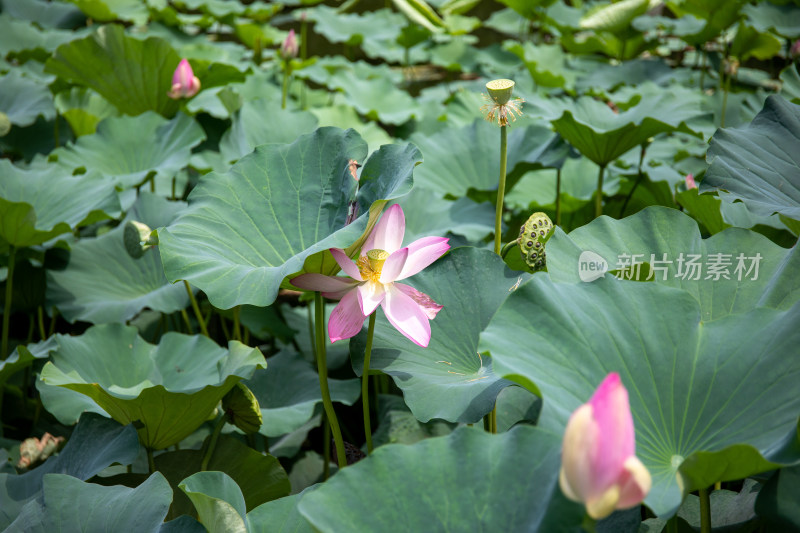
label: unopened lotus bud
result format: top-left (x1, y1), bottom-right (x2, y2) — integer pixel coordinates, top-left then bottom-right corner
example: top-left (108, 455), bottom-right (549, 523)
top-left (222, 382), bottom-right (262, 434)
top-left (685, 173), bottom-right (697, 190)
top-left (280, 29), bottom-right (298, 60)
top-left (486, 79), bottom-right (515, 106)
top-left (124, 221), bottom-right (158, 259)
top-left (518, 212), bottom-right (554, 272)
top-left (168, 59), bottom-right (201, 99)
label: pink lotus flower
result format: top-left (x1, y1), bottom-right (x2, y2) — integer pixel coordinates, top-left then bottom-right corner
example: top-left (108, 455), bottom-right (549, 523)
top-left (685, 173), bottom-right (697, 190)
top-left (559, 373), bottom-right (652, 520)
top-left (280, 29), bottom-right (299, 60)
top-left (168, 59), bottom-right (201, 99)
top-left (291, 204), bottom-right (450, 347)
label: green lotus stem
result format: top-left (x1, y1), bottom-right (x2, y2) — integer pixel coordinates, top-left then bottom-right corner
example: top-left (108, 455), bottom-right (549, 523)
top-left (315, 292), bottom-right (347, 469)
top-left (48, 307), bottom-right (57, 337)
top-left (699, 486), bottom-right (711, 533)
top-left (300, 19), bottom-right (308, 109)
top-left (281, 63), bottom-right (290, 110)
top-left (146, 447), bottom-right (156, 474)
top-left (2, 245), bottom-right (16, 360)
top-left (665, 516), bottom-right (678, 533)
top-left (500, 241), bottom-right (518, 259)
top-left (201, 415), bottom-right (226, 471)
top-left (362, 313), bottom-right (376, 454)
top-left (493, 125), bottom-right (509, 255)
top-left (37, 306), bottom-right (46, 341)
top-left (180, 309), bottom-right (194, 334)
top-left (595, 164), bottom-right (606, 218)
top-left (183, 280), bottom-right (209, 337)
top-left (619, 144), bottom-right (647, 218)
top-left (233, 306), bottom-right (241, 341)
top-left (555, 168), bottom-right (562, 226)
top-left (322, 412), bottom-right (331, 480)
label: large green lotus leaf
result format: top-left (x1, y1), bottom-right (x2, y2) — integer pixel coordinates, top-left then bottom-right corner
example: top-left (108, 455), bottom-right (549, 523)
top-left (180, 471), bottom-right (248, 533)
top-left (244, 350), bottom-right (359, 437)
top-left (409, 119), bottom-right (571, 197)
top-left (545, 206), bottom-right (800, 320)
top-left (479, 277), bottom-right (800, 517)
top-left (0, 70), bottom-right (55, 128)
top-left (743, 2), bottom-right (800, 39)
top-left (701, 95), bottom-right (800, 220)
top-left (54, 87), bottom-right (119, 137)
top-left (505, 41), bottom-right (578, 89)
top-left (309, 104), bottom-right (394, 152)
top-left (52, 111), bottom-right (205, 189)
top-left (39, 323), bottom-right (265, 449)
top-left (349, 247), bottom-right (520, 423)
top-left (395, 188), bottom-right (495, 244)
top-left (7, 472), bottom-right (172, 532)
top-left (0, 413), bottom-right (140, 529)
top-left (159, 128), bottom-right (419, 309)
top-left (47, 193), bottom-right (189, 324)
top-left (551, 91), bottom-right (707, 166)
top-left (156, 435), bottom-right (289, 519)
top-left (1, 0), bottom-right (83, 29)
top-left (67, 0), bottom-right (150, 25)
top-left (298, 426), bottom-right (583, 532)
top-left (664, 0), bottom-right (747, 45)
top-left (45, 24), bottom-right (181, 117)
top-left (218, 100), bottom-right (319, 165)
top-left (247, 492), bottom-right (315, 533)
top-left (0, 160), bottom-right (119, 248)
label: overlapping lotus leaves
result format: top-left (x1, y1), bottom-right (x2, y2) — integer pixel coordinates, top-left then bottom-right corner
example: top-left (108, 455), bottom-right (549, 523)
top-left (244, 350), bottom-right (359, 437)
top-left (39, 323), bottom-right (265, 449)
top-left (68, 0), bottom-right (151, 26)
top-left (247, 492), bottom-right (314, 533)
top-left (45, 24), bottom-right (181, 117)
top-left (551, 90), bottom-right (708, 167)
top-left (479, 276), bottom-right (800, 517)
top-left (52, 111), bottom-right (206, 189)
top-left (7, 472), bottom-right (172, 532)
top-left (54, 87), bottom-right (118, 137)
top-left (0, 14), bottom-right (77, 58)
top-left (0, 70), bottom-right (55, 129)
top-left (297, 426), bottom-right (583, 532)
top-left (395, 188), bottom-right (495, 244)
top-left (545, 206), bottom-right (800, 320)
top-left (702, 95), bottom-right (800, 220)
top-left (0, 413), bottom-right (140, 529)
top-left (158, 127), bottom-right (419, 309)
top-left (410, 119), bottom-right (571, 197)
top-left (349, 247), bottom-right (519, 423)
top-left (0, 160), bottom-right (119, 249)
top-left (180, 471), bottom-right (248, 533)
top-left (46, 193), bottom-right (189, 324)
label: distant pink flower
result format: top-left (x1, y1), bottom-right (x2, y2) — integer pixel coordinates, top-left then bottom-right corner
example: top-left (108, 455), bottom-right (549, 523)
top-left (291, 204), bottom-right (449, 347)
top-left (168, 59), bottom-right (201, 99)
top-left (791, 39), bottom-right (800, 59)
top-left (281, 29), bottom-right (299, 60)
top-left (685, 173), bottom-right (697, 190)
top-left (559, 373), bottom-right (652, 520)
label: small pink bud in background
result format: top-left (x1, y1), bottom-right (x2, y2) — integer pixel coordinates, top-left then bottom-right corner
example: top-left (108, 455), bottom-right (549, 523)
top-left (281, 29), bottom-right (299, 60)
top-left (168, 59), bottom-right (201, 99)
top-left (559, 373), bottom-right (652, 520)
top-left (791, 39), bottom-right (800, 59)
top-left (685, 173), bottom-right (697, 190)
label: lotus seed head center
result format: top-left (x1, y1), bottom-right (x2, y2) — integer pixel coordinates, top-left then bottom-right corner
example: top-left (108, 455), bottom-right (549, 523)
top-left (486, 79), bottom-right (515, 105)
top-left (357, 249), bottom-right (390, 282)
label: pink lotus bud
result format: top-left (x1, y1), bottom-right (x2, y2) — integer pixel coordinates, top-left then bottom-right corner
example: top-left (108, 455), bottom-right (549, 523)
top-left (559, 373), bottom-right (651, 520)
top-left (791, 40), bottom-right (800, 59)
top-left (281, 29), bottom-right (298, 60)
top-left (685, 173), bottom-right (697, 190)
top-left (168, 59), bottom-right (201, 99)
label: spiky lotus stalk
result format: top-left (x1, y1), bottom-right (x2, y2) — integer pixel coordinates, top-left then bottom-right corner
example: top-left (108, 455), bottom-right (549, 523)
top-left (518, 212), bottom-right (554, 272)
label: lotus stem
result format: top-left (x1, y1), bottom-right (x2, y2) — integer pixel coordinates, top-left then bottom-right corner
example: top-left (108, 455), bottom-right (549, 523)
top-left (619, 144), bottom-right (647, 218)
top-left (201, 415), bottom-right (226, 471)
top-left (233, 306), bottom-right (241, 341)
top-left (555, 168), bottom-right (562, 226)
top-left (493, 125), bottom-right (508, 255)
top-left (315, 292), bottom-right (347, 469)
top-left (362, 313), bottom-right (376, 454)
top-left (147, 447), bottom-right (156, 474)
top-left (323, 412), bottom-right (331, 480)
top-left (699, 486), bottom-right (711, 533)
top-left (595, 164), bottom-right (606, 218)
top-left (2, 245), bottom-right (16, 360)
top-left (183, 280), bottom-right (209, 337)
top-left (500, 241), bottom-right (517, 259)
top-left (48, 307), bottom-right (57, 337)
top-left (37, 306), bottom-right (46, 341)
top-left (281, 66), bottom-right (289, 110)
top-left (180, 308), bottom-right (194, 334)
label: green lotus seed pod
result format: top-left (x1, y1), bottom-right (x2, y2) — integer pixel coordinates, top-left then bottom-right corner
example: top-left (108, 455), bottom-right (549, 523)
top-left (123, 221), bottom-right (158, 259)
top-left (518, 212), bottom-right (554, 272)
top-left (486, 79), bottom-right (515, 106)
top-left (0, 111), bottom-right (10, 137)
top-left (222, 382), bottom-right (263, 434)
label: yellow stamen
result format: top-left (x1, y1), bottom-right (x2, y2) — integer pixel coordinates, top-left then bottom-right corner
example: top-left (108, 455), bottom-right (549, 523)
top-left (357, 249), bottom-right (389, 283)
